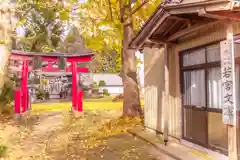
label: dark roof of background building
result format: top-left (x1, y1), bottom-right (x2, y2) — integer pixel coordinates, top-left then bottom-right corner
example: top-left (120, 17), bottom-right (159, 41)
top-left (11, 50), bottom-right (94, 57)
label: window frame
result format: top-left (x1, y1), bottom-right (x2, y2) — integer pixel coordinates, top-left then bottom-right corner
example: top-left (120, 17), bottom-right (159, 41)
top-left (180, 43), bottom-right (221, 113)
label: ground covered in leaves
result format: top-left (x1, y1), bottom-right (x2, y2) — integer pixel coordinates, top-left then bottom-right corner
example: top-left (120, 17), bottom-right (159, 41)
top-left (0, 108), bottom-right (165, 160)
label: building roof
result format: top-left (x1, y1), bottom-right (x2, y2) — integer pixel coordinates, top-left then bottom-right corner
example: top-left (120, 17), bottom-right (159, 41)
top-left (129, 0), bottom-right (238, 49)
top-left (81, 73), bottom-right (123, 86)
top-left (11, 50), bottom-right (94, 57)
top-left (37, 72), bottom-right (72, 77)
top-left (129, 1), bottom-right (167, 49)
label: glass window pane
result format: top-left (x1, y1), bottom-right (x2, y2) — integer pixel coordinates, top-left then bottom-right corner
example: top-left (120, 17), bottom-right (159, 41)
top-left (183, 70), bottom-right (205, 106)
top-left (183, 48), bottom-right (205, 67)
top-left (207, 67), bottom-right (221, 109)
top-left (207, 44), bottom-right (220, 62)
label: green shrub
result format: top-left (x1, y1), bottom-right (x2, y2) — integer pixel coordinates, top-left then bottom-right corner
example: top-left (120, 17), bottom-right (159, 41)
top-left (0, 104), bottom-right (13, 115)
top-left (92, 81), bottom-right (98, 88)
top-left (0, 144), bottom-right (7, 158)
top-left (36, 88), bottom-right (45, 100)
top-left (0, 77), bottom-right (14, 115)
top-left (98, 80), bottom-right (106, 87)
top-left (44, 91), bottom-right (50, 100)
top-left (0, 78), bottom-right (14, 105)
top-left (103, 89), bottom-right (110, 96)
top-left (92, 88), bottom-right (99, 94)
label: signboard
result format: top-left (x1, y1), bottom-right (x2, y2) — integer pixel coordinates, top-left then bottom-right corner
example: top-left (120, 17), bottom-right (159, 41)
top-left (220, 39), bottom-right (236, 125)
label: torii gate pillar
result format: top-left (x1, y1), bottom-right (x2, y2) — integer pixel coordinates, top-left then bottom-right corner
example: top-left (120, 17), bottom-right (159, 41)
top-left (67, 56), bottom-right (91, 114)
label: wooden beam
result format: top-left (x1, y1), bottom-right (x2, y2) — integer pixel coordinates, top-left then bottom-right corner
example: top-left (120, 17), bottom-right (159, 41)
top-left (163, 20), bottom-right (179, 37)
top-left (168, 1), bottom-right (231, 15)
top-left (167, 16), bottom-right (191, 27)
top-left (135, 12), bottom-right (170, 49)
top-left (144, 39), bottom-right (163, 47)
top-left (166, 0), bottom-right (230, 11)
top-left (179, 23), bottom-right (187, 30)
top-left (167, 20), bottom-right (222, 42)
top-left (149, 38), bottom-right (175, 45)
top-left (205, 1), bottom-right (236, 12)
top-left (169, 7), bottom-right (198, 15)
top-left (213, 12), bottom-right (240, 21)
top-left (198, 8), bottom-right (226, 20)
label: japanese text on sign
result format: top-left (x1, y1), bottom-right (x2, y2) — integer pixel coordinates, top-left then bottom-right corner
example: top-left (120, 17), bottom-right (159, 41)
top-left (220, 40), bottom-right (236, 125)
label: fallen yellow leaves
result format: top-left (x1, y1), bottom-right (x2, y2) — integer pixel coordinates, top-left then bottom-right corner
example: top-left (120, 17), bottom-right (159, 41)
top-left (80, 115), bottom-right (144, 149)
top-left (92, 116), bottom-right (143, 139)
top-left (57, 111), bottom-right (144, 154)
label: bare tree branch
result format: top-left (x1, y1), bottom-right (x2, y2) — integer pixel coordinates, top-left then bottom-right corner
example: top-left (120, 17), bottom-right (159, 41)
top-left (131, 0), bottom-right (149, 15)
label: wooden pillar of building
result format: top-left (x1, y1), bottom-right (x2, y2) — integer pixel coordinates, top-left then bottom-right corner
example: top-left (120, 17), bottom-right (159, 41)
top-left (227, 22), bottom-right (238, 160)
top-left (163, 44), bottom-right (169, 145)
top-left (221, 21), bottom-right (238, 160)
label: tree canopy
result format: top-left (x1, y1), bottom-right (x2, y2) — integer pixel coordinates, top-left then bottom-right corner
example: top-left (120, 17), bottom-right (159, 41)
top-left (75, 0), bottom-right (161, 116)
top-left (13, 0), bottom-right (74, 52)
top-left (75, 0), bottom-right (161, 61)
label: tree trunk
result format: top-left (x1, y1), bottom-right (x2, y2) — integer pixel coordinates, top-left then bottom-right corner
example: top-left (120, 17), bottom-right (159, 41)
top-left (0, 5), bottom-right (12, 90)
top-left (121, 4), bottom-right (143, 117)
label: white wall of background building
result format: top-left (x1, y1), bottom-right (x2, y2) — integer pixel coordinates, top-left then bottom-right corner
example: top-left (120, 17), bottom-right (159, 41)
top-left (136, 51), bottom-right (144, 96)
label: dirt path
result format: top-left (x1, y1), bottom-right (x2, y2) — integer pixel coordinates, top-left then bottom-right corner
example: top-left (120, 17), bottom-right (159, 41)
top-left (0, 110), bottom-right (174, 160)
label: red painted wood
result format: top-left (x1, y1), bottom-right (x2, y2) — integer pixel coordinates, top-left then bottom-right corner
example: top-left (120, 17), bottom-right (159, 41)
top-left (71, 61), bottom-right (78, 110)
top-left (42, 57), bottom-right (58, 61)
top-left (78, 90), bottom-right (83, 112)
top-left (65, 67), bottom-right (89, 72)
top-left (21, 60), bottom-right (28, 113)
top-left (42, 67), bottom-right (61, 72)
top-left (10, 52), bottom-right (92, 114)
top-left (66, 56), bottom-right (92, 62)
top-left (9, 55), bottom-right (33, 61)
top-left (9, 66), bottom-right (33, 72)
top-left (42, 59), bottom-right (60, 72)
top-left (14, 89), bottom-right (21, 114)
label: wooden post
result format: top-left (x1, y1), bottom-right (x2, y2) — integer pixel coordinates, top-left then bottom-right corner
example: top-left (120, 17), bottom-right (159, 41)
top-left (78, 90), bottom-right (83, 112)
top-left (220, 22), bottom-right (238, 160)
top-left (71, 61), bottom-right (78, 111)
top-left (14, 88), bottom-right (21, 114)
top-left (21, 60), bottom-right (28, 113)
top-left (163, 44), bottom-right (169, 145)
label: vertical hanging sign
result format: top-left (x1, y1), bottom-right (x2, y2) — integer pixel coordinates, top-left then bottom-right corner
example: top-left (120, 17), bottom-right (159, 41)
top-left (220, 39), bottom-right (236, 125)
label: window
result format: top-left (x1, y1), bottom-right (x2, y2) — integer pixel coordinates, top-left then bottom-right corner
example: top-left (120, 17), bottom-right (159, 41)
top-left (183, 48), bottom-right (205, 67)
top-left (207, 67), bottom-right (221, 109)
top-left (206, 44), bottom-right (220, 62)
top-left (183, 70), bottom-right (205, 107)
top-left (182, 43), bottom-right (221, 109)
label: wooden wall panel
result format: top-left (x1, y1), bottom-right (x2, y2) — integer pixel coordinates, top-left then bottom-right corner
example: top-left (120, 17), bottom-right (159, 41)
top-left (143, 21), bottom-right (240, 140)
top-left (144, 46), bottom-right (182, 138)
top-left (144, 47), bottom-right (165, 132)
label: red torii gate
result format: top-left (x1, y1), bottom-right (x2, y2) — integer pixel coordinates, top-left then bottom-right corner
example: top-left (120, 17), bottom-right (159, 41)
top-left (9, 50), bottom-right (93, 115)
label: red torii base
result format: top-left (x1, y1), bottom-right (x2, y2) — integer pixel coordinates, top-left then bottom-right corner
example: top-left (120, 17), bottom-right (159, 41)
top-left (9, 51), bottom-right (93, 115)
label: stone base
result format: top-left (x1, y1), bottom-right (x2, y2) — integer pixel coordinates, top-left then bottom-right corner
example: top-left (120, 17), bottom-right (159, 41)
top-left (14, 111), bottom-right (31, 124)
top-left (71, 108), bottom-right (84, 118)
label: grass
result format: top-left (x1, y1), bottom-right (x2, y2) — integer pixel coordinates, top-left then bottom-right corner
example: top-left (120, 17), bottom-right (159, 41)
top-left (32, 101), bottom-right (122, 114)
top-left (32, 97), bottom-right (144, 114)
top-left (0, 144), bottom-right (7, 158)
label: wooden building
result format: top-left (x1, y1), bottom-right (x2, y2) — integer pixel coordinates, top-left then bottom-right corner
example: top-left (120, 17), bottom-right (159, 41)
top-left (129, 0), bottom-right (240, 159)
